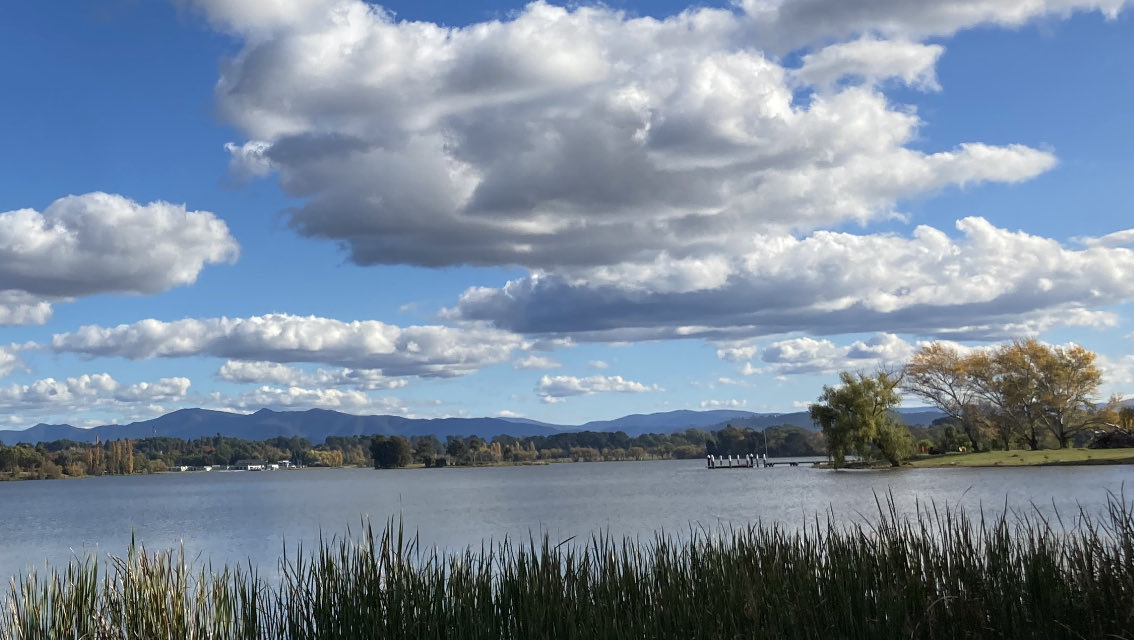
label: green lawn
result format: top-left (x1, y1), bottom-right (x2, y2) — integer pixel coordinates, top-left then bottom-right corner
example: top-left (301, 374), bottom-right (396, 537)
top-left (909, 447), bottom-right (1134, 467)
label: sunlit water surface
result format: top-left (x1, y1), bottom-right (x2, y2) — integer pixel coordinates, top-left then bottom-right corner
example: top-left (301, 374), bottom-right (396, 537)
top-left (1, 460), bottom-right (1131, 582)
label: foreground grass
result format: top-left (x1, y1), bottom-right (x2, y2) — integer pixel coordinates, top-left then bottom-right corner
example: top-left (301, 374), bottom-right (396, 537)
top-left (4, 496), bottom-right (1134, 639)
top-left (909, 447), bottom-right (1134, 468)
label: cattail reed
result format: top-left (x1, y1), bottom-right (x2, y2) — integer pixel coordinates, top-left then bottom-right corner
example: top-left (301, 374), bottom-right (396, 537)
top-left (4, 494), bottom-right (1133, 639)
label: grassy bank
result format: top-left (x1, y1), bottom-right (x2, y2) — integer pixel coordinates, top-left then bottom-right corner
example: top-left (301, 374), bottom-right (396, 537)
top-left (909, 447), bottom-right (1134, 468)
top-left (5, 497), bottom-right (1134, 640)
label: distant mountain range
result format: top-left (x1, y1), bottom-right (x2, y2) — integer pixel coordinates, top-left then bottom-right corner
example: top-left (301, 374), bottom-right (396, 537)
top-left (0, 406), bottom-right (947, 446)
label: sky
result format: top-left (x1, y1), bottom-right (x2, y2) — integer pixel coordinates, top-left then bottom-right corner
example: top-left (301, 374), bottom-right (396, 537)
top-left (1, 0), bottom-right (1133, 429)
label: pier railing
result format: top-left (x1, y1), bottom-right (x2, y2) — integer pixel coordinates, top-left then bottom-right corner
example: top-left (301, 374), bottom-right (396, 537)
top-left (706, 454), bottom-right (826, 469)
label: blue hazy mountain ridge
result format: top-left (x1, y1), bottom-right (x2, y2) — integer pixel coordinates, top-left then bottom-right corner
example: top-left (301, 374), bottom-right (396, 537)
top-left (0, 407), bottom-right (949, 446)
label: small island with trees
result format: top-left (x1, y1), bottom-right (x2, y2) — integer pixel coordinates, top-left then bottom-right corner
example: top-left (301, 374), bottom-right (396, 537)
top-left (810, 338), bottom-right (1133, 468)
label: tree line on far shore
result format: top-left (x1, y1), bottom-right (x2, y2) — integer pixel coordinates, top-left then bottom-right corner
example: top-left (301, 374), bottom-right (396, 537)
top-left (810, 338), bottom-right (1134, 468)
top-left (0, 424), bottom-right (830, 479)
top-left (370, 425), bottom-right (827, 468)
top-left (0, 435), bottom-right (356, 481)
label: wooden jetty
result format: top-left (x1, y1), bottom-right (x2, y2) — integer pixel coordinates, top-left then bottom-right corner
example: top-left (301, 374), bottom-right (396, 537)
top-left (706, 454), bottom-right (825, 469)
top-left (707, 454), bottom-right (755, 469)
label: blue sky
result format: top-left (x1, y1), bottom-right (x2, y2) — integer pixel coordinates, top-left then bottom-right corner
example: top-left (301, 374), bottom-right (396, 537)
top-left (1, 0), bottom-right (1133, 428)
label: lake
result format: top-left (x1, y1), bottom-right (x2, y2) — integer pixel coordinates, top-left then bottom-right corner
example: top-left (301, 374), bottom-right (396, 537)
top-left (1, 459), bottom-right (1132, 583)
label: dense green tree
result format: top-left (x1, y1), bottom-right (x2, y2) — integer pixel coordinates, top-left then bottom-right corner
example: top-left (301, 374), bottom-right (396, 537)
top-left (707, 425), bottom-right (750, 456)
top-left (445, 436), bottom-right (469, 460)
top-left (0, 444), bottom-right (19, 474)
top-left (412, 435), bottom-right (439, 463)
top-left (765, 426), bottom-right (824, 457)
top-left (370, 436), bottom-right (413, 469)
top-left (810, 371), bottom-right (909, 467)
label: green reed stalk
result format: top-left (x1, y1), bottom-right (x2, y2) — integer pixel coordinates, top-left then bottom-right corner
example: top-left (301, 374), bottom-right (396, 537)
top-left (4, 494), bottom-right (1134, 639)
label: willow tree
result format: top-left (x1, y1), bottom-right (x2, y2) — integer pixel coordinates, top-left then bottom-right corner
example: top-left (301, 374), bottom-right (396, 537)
top-left (809, 370), bottom-right (910, 467)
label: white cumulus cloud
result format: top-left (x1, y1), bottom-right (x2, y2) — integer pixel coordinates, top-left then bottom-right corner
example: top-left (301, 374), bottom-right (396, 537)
top-left (52, 314), bottom-right (525, 378)
top-left (214, 384), bottom-right (408, 415)
top-left (187, 0), bottom-right (1060, 272)
top-left (749, 333), bottom-right (914, 375)
top-left (513, 355), bottom-right (562, 370)
top-left (1078, 228), bottom-right (1134, 248)
top-left (716, 342), bottom-right (761, 363)
top-left (0, 193), bottom-right (238, 326)
top-left (1095, 353), bottom-right (1134, 397)
top-left (0, 374), bottom-right (191, 421)
top-left (0, 346), bottom-right (24, 378)
top-left (700, 398), bottom-right (748, 409)
top-left (216, 360), bottom-right (409, 390)
top-left (796, 37), bottom-right (944, 90)
top-left (452, 219), bottom-right (1134, 341)
top-left (536, 374), bottom-right (662, 402)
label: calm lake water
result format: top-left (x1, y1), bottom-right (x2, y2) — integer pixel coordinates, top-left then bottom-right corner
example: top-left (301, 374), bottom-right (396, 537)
top-left (1, 459), bottom-right (1132, 582)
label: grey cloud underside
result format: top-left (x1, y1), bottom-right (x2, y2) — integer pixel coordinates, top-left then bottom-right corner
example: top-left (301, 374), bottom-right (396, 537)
top-left (451, 220), bottom-right (1134, 341)
top-left (750, 0), bottom-right (1129, 46)
top-left (0, 293), bottom-right (52, 326)
top-left (455, 278), bottom-right (1095, 340)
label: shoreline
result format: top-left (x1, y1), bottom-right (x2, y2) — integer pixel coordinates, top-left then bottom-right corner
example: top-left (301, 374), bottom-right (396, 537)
top-left (8, 449), bottom-right (1133, 482)
top-left (907, 447), bottom-right (1134, 468)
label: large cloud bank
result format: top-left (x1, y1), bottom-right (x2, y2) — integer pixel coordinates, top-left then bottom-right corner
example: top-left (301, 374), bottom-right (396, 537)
top-left (181, 0), bottom-right (1134, 346)
top-left (0, 193), bottom-right (238, 326)
top-left (204, 0), bottom-right (1070, 271)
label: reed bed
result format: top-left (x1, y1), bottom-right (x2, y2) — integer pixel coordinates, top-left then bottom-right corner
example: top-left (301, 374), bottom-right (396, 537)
top-left (4, 495), bottom-right (1133, 639)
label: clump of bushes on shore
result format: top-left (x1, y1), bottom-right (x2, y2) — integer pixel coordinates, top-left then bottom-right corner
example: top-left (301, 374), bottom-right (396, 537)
top-left (5, 495), bottom-right (1134, 639)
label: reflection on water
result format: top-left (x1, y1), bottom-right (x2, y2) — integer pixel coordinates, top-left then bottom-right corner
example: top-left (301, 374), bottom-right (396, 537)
top-left (1, 460), bottom-right (1131, 581)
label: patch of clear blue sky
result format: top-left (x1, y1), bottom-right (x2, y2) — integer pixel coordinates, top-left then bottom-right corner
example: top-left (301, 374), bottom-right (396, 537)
top-left (1, 1), bottom-right (1131, 425)
top-left (898, 12), bottom-right (1134, 241)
